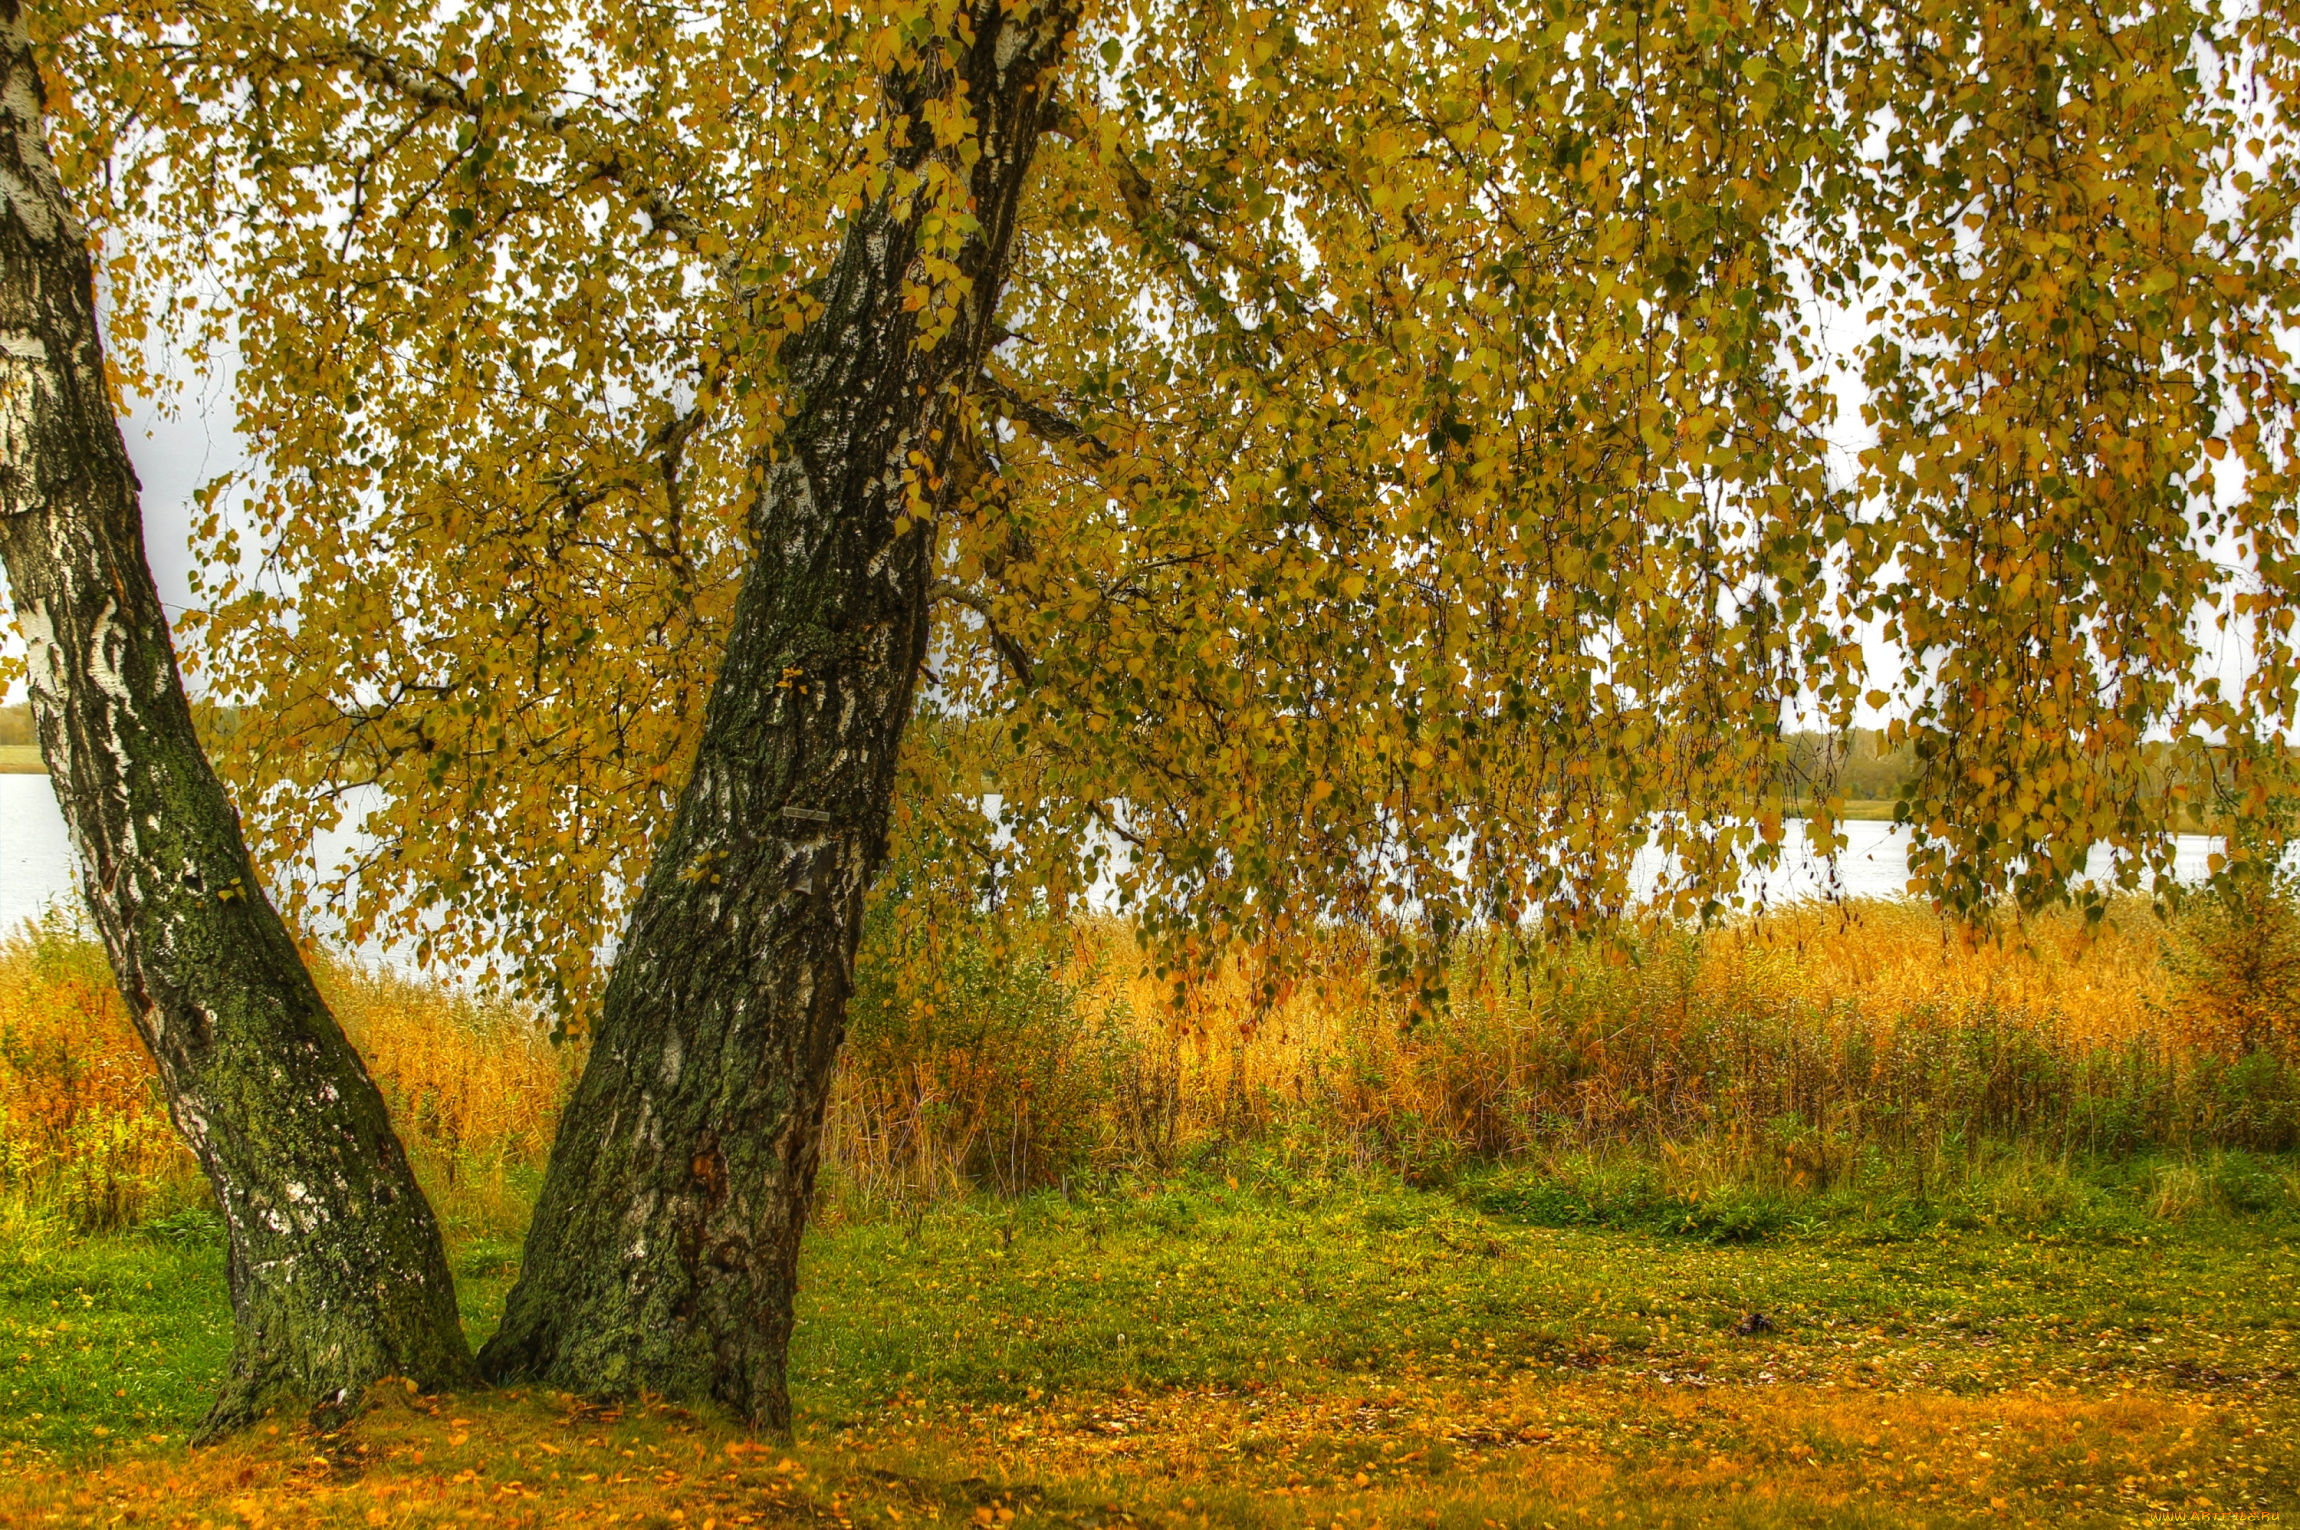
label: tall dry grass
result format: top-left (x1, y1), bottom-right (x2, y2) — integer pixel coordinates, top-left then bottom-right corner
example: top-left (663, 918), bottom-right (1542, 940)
top-left (0, 918), bottom-right (188, 1231)
top-left (0, 908), bottom-right (574, 1234)
top-left (2, 894), bottom-right (2294, 1233)
top-left (823, 898), bottom-right (2300, 1204)
top-left (325, 957), bottom-right (579, 1236)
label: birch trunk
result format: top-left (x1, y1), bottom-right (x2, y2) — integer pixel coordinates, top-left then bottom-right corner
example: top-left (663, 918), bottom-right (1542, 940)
top-left (478, 0), bottom-right (1074, 1430)
top-left (0, 0), bottom-right (471, 1437)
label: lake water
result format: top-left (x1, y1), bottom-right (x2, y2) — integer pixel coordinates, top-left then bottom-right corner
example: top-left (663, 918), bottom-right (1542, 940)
top-left (0, 772), bottom-right (418, 959)
top-left (1, 773), bottom-right (77, 936)
top-left (1694, 814), bottom-right (2229, 906)
top-left (0, 770), bottom-right (2243, 952)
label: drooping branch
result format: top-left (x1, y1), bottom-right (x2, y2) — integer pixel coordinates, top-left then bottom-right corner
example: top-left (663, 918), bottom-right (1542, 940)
top-left (285, 33), bottom-right (750, 296)
top-left (932, 579), bottom-right (1037, 688)
top-left (1043, 99), bottom-right (1283, 375)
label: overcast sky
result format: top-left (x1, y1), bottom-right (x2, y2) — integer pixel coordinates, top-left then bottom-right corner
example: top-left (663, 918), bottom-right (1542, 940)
top-left (128, 379), bottom-right (244, 615)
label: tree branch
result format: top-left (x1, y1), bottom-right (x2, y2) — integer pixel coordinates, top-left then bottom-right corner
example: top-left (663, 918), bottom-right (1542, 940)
top-left (978, 372), bottom-right (1115, 462)
top-left (309, 37), bottom-right (749, 298)
top-left (1043, 99), bottom-right (1277, 375)
top-left (931, 579), bottom-right (1038, 689)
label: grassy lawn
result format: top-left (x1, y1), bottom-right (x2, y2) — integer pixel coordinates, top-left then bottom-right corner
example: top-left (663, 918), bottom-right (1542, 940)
top-left (2, 1169), bottom-right (2295, 1527)
top-left (0, 744), bottom-right (44, 773)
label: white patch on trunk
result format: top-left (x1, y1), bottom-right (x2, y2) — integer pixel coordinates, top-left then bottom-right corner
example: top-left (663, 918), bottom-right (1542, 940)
top-left (660, 1029), bottom-right (684, 1087)
top-left (0, 15), bottom-right (82, 247)
top-left (0, 335), bottom-right (38, 481)
top-left (86, 599), bottom-right (135, 702)
top-left (31, 601), bottom-right (144, 868)
top-left (625, 1185), bottom-right (659, 1261)
top-left (0, 133), bottom-right (57, 248)
top-left (995, 18), bottom-right (1032, 71)
top-left (17, 599), bottom-right (61, 707)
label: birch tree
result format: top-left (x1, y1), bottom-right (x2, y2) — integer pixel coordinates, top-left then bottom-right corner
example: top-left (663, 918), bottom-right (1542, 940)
top-left (30, 0), bottom-right (2300, 1429)
top-left (0, 0), bottom-right (469, 1437)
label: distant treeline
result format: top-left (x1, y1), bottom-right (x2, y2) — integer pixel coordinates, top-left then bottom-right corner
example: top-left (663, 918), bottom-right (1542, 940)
top-left (1781, 729), bottom-right (1916, 803)
top-left (0, 703), bottom-right (2245, 832)
top-left (1780, 728), bottom-right (2257, 833)
top-left (0, 700), bottom-right (250, 752)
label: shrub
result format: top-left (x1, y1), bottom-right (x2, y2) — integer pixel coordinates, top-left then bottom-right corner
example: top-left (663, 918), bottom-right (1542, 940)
top-left (2163, 861), bottom-right (2300, 1062)
top-left (830, 906), bottom-right (1119, 1201)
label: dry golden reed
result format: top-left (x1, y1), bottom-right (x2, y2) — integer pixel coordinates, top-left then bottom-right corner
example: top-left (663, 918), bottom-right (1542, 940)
top-left (826, 899), bottom-right (2297, 1200)
top-left (3, 896), bottom-right (2294, 1230)
top-left (0, 911), bottom-right (574, 1232)
top-left (321, 954), bottom-right (580, 1234)
top-left (1714, 901), bottom-right (2170, 1044)
top-left (0, 920), bottom-right (186, 1230)
top-left (1076, 901), bottom-right (2181, 1140)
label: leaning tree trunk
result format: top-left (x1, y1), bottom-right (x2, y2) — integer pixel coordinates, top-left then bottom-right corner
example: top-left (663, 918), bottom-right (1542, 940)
top-left (0, 0), bottom-right (471, 1436)
top-left (478, 0), bottom-right (1074, 1430)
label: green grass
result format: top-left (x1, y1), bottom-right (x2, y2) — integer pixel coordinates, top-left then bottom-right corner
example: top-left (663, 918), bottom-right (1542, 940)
top-left (3, 1159), bottom-right (2297, 1523)
top-left (1456, 1148), bottom-right (2300, 1241)
top-left (7, 1158), bottom-right (2297, 1437)
top-left (789, 1160), bottom-right (2300, 1421)
top-left (0, 1210), bottom-right (231, 1455)
top-left (0, 1211), bottom-right (530, 1460)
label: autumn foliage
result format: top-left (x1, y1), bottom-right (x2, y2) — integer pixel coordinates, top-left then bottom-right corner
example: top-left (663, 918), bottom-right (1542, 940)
top-left (0, 923), bottom-right (183, 1232)
top-left (7, 1359), bottom-right (2291, 1528)
top-left (25, 0), bottom-right (2300, 1038)
top-left (7, 897), bottom-right (2295, 1231)
top-left (0, 911), bottom-right (572, 1233)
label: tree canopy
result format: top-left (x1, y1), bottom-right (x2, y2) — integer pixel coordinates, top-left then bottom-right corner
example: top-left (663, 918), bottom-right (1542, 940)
top-left (38, 0), bottom-right (2300, 1014)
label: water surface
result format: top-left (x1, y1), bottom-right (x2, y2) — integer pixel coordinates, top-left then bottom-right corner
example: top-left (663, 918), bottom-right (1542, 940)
top-left (0, 772), bottom-right (2244, 955)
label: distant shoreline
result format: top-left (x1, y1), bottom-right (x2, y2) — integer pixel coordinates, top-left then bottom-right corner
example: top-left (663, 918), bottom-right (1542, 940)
top-left (0, 760), bottom-right (2231, 841)
top-left (1788, 800), bottom-right (2225, 835)
top-left (1788, 800), bottom-right (1900, 823)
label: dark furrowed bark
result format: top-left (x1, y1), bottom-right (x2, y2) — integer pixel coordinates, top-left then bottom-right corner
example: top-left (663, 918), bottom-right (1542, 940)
top-left (478, 0), bottom-right (1076, 1430)
top-left (0, 2), bottom-right (472, 1437)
